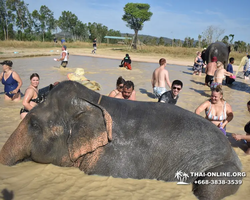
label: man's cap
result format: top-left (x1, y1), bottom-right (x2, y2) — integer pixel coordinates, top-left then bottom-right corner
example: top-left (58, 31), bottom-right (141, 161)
top-left (211, 56), bottom-right (217, 62)
top-left (0, 60), bottom-right (13, 67)
top-left (63, 45), bottom-right (67, 50)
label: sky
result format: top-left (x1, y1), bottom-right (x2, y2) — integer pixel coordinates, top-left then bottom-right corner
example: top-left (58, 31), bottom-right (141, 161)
top-left (24, 0), bottom-right (250, 43)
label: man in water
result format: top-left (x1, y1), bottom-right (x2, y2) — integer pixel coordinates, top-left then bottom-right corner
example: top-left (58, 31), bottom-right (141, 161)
top-left (151, 58), bottom-right (171, 99)
top-left (158, 80), bottom-right (183, 105)
top-left (56, 45), bottom-right (69, 68)
top-left (92, 38), bottom-right (97, 54)
top-left (114, 81), bottom-right (136, 100)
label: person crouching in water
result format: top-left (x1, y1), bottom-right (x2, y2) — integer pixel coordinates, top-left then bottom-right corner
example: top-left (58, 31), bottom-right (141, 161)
top-left (56, 45), bottom-right (69, 68)
top-left (120, 54), bottom-right (132, 70)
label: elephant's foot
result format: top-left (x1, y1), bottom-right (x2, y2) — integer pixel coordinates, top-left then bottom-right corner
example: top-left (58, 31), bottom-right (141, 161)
top-left (192, 161), bottom-right (242, 200)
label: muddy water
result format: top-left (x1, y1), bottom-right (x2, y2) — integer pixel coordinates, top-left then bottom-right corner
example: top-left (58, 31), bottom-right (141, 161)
top-left (0, 56), bottom-right (250, 200)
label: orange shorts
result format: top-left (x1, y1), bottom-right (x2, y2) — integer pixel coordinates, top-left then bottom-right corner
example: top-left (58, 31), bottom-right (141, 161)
top-left (124, 62), bottom-right (132, 70)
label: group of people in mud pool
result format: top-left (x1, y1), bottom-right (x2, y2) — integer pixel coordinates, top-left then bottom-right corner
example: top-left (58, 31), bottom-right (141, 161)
top-left (1, 51), bottom-right (250, 154)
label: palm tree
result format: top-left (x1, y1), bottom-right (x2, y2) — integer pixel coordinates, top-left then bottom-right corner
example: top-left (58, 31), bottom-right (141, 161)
top-left (229, 34), bottom-right (234, 44)
top-left (182, 173), bottom-right (189, 182)
top-left (174, 170), bottom-right (183, 181)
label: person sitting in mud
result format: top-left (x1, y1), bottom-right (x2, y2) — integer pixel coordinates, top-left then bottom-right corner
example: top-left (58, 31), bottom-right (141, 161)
top-left (210, 61), bottom-right (233, 89)
top-left (195, 85), bottom-right (233, 135)
top-left (108, 76), bottom-right (125, 98)
top-left (120, 54), bottom-right (132, 70)
top-left (20, 73), bottom-right (40, 119)
top-left (56, 45), bottom-right (69, 68)
top-left (114, 80), bottom-right (136, 100)
top-left (232, 101), bottom-right (250, 154)
top-left (0, 60), bottom-right (23, 101)
top-left (205, 56), bottom-right (217, 87)
top-left (20, 74), bottom-right (60, 119)
top-left (158, 80), bottom-right (183, 105)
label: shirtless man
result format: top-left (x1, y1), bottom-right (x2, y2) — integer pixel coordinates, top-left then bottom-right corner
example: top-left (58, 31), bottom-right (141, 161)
top-left (151, 58), bottom-right (171, 99)
top-left (205, 56), bottom-right (217, 86)
top-left (115, 81), bottom-right (136, 100)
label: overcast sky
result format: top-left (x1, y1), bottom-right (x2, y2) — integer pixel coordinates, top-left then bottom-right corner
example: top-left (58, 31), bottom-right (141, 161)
top-left (24, 0), bottom-right (250, 43)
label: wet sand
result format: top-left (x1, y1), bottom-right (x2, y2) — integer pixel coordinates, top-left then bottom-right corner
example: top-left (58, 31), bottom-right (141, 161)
top-left (0, 55), bottom-right (250, 199)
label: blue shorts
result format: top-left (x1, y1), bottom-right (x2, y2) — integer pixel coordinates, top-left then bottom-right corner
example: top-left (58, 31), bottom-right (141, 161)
top-left (153, 87), bottom-right (167, 99)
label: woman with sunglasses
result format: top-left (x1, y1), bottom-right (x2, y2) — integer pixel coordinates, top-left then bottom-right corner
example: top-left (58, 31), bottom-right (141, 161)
top-left (108, 76), bottom-right (126, 98)
top-left (195, 85), bottom-right (233, 135)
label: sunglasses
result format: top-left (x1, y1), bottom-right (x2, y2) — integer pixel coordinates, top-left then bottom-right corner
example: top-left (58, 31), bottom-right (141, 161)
top-left (118, 86), bottom-right (124, 89)
top-left (173, 87), bottom-right (181, 91)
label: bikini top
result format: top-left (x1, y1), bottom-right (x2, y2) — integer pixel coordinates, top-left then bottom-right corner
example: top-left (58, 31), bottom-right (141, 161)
top-left (214, 70), bottom-right (225, 79)
top-left (30, 97), bottom-right (40, 103)
top-left (206, 101), bottom-right (227, 121)
top-left (113, 89), bottom-right (120, 97)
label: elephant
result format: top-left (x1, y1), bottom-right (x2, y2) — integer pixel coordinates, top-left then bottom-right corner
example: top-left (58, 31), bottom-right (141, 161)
top-left (0, 81), bottom-right (242, 200)
top-left (205, 42), bottom-right (231, 68)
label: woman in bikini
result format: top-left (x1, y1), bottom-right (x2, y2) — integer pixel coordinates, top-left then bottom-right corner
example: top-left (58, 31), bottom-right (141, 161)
top-left (210, 61), bottom-right (233, 89)
top-left (195, 85), bottom-right (233, 134)
top-left (20, 73), bottom-right (40, 119)
top-left (0, 60), bottom-right (22, 101)
top-left (108, 76), bottom-right (126, 98)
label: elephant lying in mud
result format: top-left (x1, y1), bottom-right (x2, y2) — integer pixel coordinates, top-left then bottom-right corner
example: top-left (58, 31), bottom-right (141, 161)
top-left (0, 81), bottom-right (242, 200)
top-left (205, 42), bottom-right (231, 68)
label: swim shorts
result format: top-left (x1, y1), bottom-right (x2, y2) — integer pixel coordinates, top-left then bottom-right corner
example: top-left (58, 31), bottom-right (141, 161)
top-left (205, 75), bottom-right (214, 86)
top-left (153, 87), bottom-right (167, 99)
top-left (210, 82), bottom-right (222, 89)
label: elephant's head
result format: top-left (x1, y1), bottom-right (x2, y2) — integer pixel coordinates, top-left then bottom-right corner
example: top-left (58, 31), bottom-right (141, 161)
top-left (0, 81), bottom-right (112, 167)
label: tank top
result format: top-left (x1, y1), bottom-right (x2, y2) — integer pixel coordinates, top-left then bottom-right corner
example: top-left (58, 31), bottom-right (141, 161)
top-left (1, 72), bottom-right (19, 94)
top-left (61, 50), bottom-right (68, 61)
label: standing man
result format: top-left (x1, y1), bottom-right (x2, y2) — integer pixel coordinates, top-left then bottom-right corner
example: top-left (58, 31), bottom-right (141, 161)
top-left (151, 58), bottom-right (171, 99)
top-left (56, 45), bottom-right (69, 68)
top-left (158, 80), bottom-right (183, 105)
top-left (226, 57), bottom-right (235, 84)
top-left (205, 56), bottom-right (217, 86)
top-left (92, 38), bottom-right (97, 54)
top-left (114, 81), bottom-right (136, 100)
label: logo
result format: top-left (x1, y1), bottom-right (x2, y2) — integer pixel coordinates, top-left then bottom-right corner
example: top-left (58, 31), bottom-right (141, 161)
top-left (174, 170), bottom-right (190, 185)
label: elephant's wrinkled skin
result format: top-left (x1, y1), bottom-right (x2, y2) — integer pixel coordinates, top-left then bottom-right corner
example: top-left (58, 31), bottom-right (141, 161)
top-left (205, 42), bottom-right (231, 68)
top-left (0, 81), bottom-right (242, 200)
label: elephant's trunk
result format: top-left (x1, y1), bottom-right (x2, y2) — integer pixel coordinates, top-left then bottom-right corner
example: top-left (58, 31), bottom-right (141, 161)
top-left (0, 116), bottom-right (31, 165)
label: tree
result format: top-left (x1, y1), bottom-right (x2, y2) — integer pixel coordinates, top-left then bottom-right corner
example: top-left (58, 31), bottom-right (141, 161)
top-left (222, 35), bottom-right (229, 44)
top-left (229, 34), bottom-right (234, 44)
top-left (7, 0), bottom-right (29, 32)
top-left (58, 11), bottom-right (78, 40)
top-left (158, 37), bottom-right (165, 46)
top-left (32, 5), bottom-right (55, 42)
top-left (198, 34), bottom-right (202, 48)
top-left (122, 3), bottom-right (153, 49)
top-left (88, 22), bottom-right (108, 43)
top-left (202, 25), bottom-right (225, 44)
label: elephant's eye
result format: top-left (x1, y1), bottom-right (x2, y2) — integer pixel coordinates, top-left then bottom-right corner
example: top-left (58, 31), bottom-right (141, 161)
top-left (73, 111), bottom-right (85, 119)
top-left (30, 118), bottom-right (42, 131)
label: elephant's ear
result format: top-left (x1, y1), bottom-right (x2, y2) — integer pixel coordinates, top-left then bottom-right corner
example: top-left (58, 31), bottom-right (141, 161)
top-left (68, 98), bottom-right (112, 162)
top-left (228, 45), bottom-right (231, 53)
